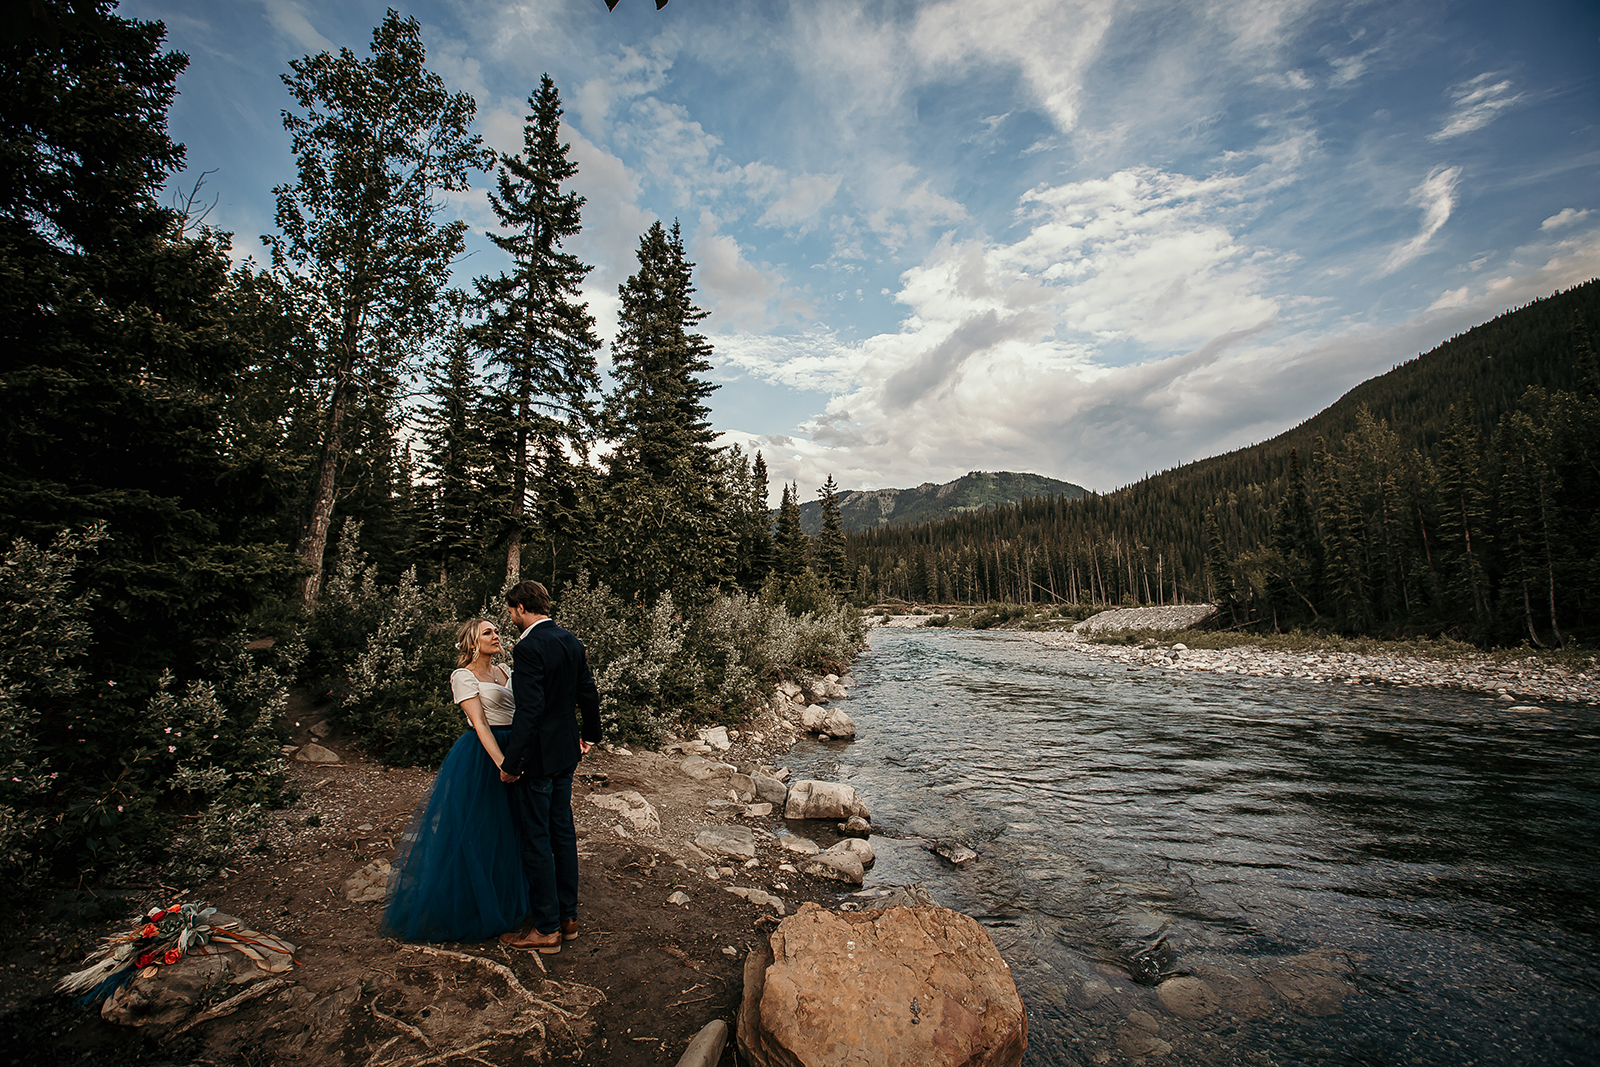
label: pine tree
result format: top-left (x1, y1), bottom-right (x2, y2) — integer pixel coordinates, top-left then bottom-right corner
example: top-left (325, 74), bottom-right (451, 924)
top-left (266, 12), bottom-right (492, 608)
top-left (815, 475), bottom-right (848, 590)
top-left (418, 314), bottom-right (489, 580)
top-left (471, 74), bottom-right (600, 585)
top-left (592, 221), bottom-right (727, 600)
top-left (0, 0), bottom-right (292, 668)
top-left (772, 483), bottom-right (809, 579)
top-left (1432, 403), bottom-right (1491, 633)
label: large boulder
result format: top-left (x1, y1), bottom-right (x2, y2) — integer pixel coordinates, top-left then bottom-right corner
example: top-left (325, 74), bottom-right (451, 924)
top-left (751, 772), bottom-right (789, 805)
top-left (784, 780), bottom-right (869, 821)
top-left (738, 902), bottom-right (1027, 1067)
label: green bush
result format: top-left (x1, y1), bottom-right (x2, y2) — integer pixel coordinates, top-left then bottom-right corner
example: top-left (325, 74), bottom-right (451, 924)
top-left (0, 525), bottom-right (288, 896)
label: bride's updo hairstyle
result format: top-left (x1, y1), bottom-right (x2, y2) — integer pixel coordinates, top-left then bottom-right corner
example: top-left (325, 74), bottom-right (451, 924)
top-left (455, 618), bottom-right (493, 668)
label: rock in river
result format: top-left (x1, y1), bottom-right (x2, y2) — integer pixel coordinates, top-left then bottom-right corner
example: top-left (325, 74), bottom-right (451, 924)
top-left (738, 901), bottom-right (1027, 1067)
top-left (784, 780), bottom-right (870, 821)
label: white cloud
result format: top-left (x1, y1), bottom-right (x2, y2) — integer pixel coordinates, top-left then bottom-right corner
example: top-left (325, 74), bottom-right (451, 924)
top-left (757, 172), bottom-right (842, 229)
top-left (693, 224), bottom-right (785, 332)
top-left (1431, 73), bottom-right (1525, 141)
top-left (257, 0), bottom-right (332, 53)
top-left (910, 0), bottom-right (1118, 132)
top-left (1380, 165), bottom-right (1461, 276)
top-left (1541, 208), bottom-right (1592, 231)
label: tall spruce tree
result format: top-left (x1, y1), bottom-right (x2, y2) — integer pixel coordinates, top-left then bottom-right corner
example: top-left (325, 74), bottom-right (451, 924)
top-left (816, 475), bottom-right (848, 589)
top-left (0, 0), bottom-right (293, 667)
top-left (471, 74), bottom-right (599, 585)
top-left (773, 483), bottom-right (809, 578)
top-left (266, 12), bottom-right (492, 608)
top-left (594, 220), bottom-right (726, 599)
top-left (418, 311), bottom-right (489, 581)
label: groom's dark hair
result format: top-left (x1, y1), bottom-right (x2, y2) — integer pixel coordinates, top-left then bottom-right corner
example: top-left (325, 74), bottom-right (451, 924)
top-left (506, 580), bottom-right (553, 616)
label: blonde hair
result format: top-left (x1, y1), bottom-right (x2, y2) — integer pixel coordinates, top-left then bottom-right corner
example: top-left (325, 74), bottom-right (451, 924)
top-left (455, 618), bottom-right (495, 669)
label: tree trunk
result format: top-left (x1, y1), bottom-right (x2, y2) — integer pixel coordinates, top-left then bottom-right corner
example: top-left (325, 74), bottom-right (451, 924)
top-left (295, 357), bottom-right (353, 610)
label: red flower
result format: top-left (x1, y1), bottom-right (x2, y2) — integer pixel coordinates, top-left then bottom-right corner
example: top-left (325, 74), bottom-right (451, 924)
top-left (139, 924), bottom-right (159, 939)
top-left (162, 949), bottom-right (182, 965)
top-left (136, 953), bottom-right (153, 968)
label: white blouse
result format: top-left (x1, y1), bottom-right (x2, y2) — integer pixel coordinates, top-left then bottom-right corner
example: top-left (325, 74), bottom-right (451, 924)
top-left (449, 666), bottom-right (515, 726)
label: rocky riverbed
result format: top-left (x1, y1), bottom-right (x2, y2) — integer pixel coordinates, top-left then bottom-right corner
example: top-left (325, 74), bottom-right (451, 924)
top-left (1030, 630), bottom-right (1600, 705)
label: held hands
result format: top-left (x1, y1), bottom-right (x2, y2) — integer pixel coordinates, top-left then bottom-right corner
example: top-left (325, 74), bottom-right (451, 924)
top-left (499, 767), bottom-right (519, 783)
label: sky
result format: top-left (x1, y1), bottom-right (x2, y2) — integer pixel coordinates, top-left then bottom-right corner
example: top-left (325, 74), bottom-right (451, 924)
top-left (124, 0), bottom-right (1600, 498)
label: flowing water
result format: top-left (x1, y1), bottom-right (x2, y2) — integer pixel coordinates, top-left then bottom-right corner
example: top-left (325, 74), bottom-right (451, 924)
top-left (784, 629), bottom-right (1600, 1066)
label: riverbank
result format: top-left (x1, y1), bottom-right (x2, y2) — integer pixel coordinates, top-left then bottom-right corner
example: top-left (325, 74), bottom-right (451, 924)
top-left (2, 694), bottom-right (863, 1067)
top-left (1029, 629), bottom-right (1600, 705)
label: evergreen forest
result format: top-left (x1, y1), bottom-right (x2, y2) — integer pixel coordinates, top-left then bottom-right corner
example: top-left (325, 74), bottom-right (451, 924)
top-left (0, 5), bottom-right (859, 901)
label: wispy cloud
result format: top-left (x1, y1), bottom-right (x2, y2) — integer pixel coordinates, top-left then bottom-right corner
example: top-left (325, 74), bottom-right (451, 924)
top-left (1431, 73), bottom-right (1525, 141)
top-left (256, 0), bottom-right (333, 53)
top-left (1380, 165), bottom-right (1461, 276)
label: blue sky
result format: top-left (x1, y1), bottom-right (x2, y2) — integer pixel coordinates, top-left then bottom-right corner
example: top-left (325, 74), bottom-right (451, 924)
top-left (126, 0), bottom-right (1600, 497)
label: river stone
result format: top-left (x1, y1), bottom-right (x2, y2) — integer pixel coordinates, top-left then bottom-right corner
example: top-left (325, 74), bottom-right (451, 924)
top-left (681, 755), bottom-right (737, 780)
top-left (588, 790), bottom-right (661, 834)
top-left (1157, 975), bottom-right (1219, 1018)
top-left (784, 780), bottom-right (870, 821)
top-left (344, 858), bottom-right (391, 902)
top-left (781, 835), bottom-right (820, 855)
top-left (821, 707), bottom-right (857, 739)
top-left (799, 705), bottom-right (828, 732)
top-left (777, 680), bottom-right (804, 701)
top-left (832, 838), bottom-right (875, 868)
top-left (730, 772), bottom-right (758, 800)
top-left (668, 891), bottom-right (691, 906)
top-left (294, 742), bottom-right (340, 763)
top-left (752, 772), bottom-right (789, 805)
top-left (802, 850), bottom-right (864, 885)
top-left (744, 802), bottom-right (774, 817)
top-left (871, 883), bottom-right (937, 909)
top-left (932, 842), bottom-right (977, 867)
top-left (838, 816), bottom-right (872, 837)
top-left (696, 825), bottom-right (757, 860)
top-left (308, 720), bottom-right (332, 738)
top-left (737, 902), bottom-right (1027, 1067)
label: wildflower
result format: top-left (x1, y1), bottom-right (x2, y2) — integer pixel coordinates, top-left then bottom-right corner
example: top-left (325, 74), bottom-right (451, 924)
top-left (168, 746), bottom-right (177, 753)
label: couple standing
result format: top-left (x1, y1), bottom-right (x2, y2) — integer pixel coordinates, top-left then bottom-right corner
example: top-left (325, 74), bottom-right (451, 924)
top-left (380, 581), bottom-right (601, 954)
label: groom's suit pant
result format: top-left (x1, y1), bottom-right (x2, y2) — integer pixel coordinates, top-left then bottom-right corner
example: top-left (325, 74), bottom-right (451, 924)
top-left (507, 769), bottom-right (578, 936)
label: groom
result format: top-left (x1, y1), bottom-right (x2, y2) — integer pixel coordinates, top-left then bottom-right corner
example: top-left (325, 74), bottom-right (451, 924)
top-left (497, 580), bottom-right (602, 953)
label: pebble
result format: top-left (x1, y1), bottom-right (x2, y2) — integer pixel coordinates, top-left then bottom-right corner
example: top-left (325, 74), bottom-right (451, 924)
top-left (1032, 632), bottom-right (1600, 704)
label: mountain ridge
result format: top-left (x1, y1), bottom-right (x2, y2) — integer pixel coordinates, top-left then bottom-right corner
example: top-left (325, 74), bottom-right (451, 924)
top-left (797, 470), bottom-right (1086, 535)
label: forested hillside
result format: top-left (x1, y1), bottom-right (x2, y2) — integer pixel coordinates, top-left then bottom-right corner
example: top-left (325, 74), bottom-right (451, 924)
top-left (845, 281), bottom-right (1600, 647)
top-left (796, 470), bottom-right (1086, 534)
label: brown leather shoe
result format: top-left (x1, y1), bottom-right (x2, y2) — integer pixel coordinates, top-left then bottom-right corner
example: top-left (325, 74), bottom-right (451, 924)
top-left (560, 920), bottom-right (578, 941)
top-left (499, 929), bottom-right (561, 954)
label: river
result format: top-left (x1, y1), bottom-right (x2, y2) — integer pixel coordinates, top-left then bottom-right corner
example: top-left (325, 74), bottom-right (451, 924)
top-left (783, 628), bottom-right (1600, 1066)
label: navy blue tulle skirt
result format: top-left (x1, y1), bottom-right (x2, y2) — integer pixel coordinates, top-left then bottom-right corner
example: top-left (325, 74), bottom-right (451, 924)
top-left (380, 727), bottom-right (529, 942)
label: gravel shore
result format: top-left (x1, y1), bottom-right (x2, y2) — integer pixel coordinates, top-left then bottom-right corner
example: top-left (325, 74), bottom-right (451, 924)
top-left (1029, 631), bottom-right (1600, 706)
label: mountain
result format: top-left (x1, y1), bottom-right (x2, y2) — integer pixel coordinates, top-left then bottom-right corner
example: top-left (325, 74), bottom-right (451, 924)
top-left (798, 470), bottom-right (1087, 535)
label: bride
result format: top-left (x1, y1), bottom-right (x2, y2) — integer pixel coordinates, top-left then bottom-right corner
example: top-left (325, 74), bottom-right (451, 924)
top-left (380, 618), bottom-right (529, 942)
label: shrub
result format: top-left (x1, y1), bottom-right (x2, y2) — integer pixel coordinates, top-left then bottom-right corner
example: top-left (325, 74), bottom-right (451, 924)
top-left (0, 524), bottom-right (288, 897)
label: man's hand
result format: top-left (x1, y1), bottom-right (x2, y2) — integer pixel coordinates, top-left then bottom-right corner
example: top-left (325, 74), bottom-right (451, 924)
top-left (578, 739), bottom-right (594, 756)
top-left (500, 769), bottom-right (520, 783)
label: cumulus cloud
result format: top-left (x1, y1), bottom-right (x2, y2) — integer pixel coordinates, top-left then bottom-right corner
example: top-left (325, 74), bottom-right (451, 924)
top-left (1541, 208), bottom-right (1592, 231)
top-left (1431, 73), bottom-right (1525, 141)
top-left (740, 226), bottom-right (1600, 494)
top-left (1380, 165), bottom-right (1461, 276)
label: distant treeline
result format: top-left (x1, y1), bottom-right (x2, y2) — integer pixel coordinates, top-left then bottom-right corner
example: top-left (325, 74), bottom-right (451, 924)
top-left (842, 281), bottom-right (1600, 647)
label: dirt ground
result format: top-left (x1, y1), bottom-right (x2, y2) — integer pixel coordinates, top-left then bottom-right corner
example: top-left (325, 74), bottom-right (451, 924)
top-left (0, 698), bottom-right (865, 1067)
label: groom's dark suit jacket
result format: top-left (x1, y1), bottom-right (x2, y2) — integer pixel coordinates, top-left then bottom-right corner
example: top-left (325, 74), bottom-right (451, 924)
top-left (501, 619), bottom-right (602, 778)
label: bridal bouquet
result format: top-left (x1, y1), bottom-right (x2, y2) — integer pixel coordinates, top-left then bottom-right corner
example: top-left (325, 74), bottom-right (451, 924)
top-left (57, 901), bottom-right (296, 1005)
